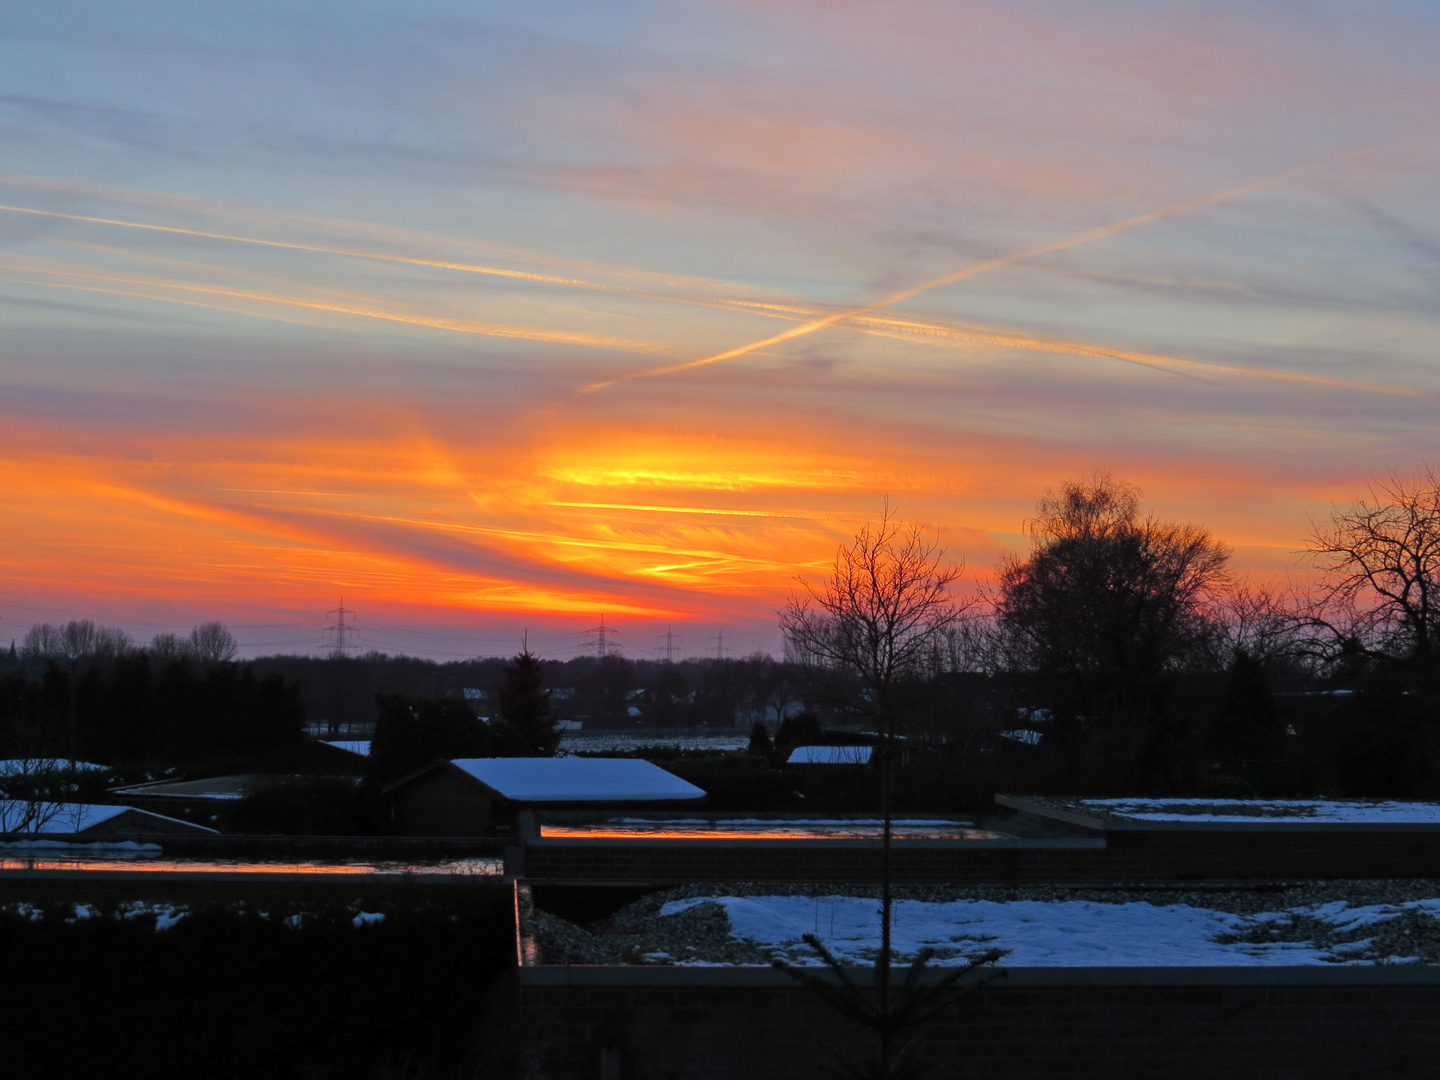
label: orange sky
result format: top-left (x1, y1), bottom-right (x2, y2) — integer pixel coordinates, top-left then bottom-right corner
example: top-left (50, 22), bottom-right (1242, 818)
top-left (2, 1), bottom-right (1438, 657)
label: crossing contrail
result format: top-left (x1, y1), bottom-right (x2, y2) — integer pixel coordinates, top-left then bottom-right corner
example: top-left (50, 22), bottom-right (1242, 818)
top-left (580, 164), bottom-right (1321, 394)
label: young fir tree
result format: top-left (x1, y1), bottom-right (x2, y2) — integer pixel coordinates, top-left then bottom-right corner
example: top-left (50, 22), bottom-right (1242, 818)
top-left (496, 645), bottom-right (559, 756)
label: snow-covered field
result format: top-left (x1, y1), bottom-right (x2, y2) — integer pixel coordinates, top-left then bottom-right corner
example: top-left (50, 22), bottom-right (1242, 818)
top-left (560, 731), bottom-right (750, 753)
top-left (533, 883), bottom-right (1440, 968)
top-left (1075, 799), bottom-right (1440, 823)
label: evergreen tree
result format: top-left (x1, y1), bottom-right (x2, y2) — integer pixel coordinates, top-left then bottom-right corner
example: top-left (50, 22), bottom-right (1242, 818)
top-left (747, 719), bottom-right (773, 757)
top-left (369, 694), bottom-right (492, 783)
top-left (1208, 650), bottom-right (1284, 769)
top-left (494, 647), bottom-right (559, 756)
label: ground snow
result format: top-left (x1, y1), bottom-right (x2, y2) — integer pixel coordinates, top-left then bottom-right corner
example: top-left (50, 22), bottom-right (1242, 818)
top-left (656, 894), bottom-right (1439, 966)
top-left (1079, 798), bottom-right (1440, 823)
top-left (0, 838), bottom-right (162, 851)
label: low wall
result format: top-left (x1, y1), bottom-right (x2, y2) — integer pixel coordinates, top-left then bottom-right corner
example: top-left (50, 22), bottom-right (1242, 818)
top-left (514, 964), bottom-right (1440, 1079)
top-left (519, 809), bottom-right (1440, 885)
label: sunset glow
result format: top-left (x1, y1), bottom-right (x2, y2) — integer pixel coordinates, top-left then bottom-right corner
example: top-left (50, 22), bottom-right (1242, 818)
top-left (2, 2), bottom-right (1438, 657)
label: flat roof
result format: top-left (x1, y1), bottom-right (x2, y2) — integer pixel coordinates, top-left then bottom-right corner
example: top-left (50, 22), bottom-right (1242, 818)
top-left (450, 757), bottom-right (705, 802)
top-left (110, 774), bottom-right (315, 801)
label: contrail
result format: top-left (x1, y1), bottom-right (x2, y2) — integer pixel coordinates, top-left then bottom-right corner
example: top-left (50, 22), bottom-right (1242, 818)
top-left (683, 298), bottom-right (1410, 396)
top-left (0, 264), bottom-right (672, 353)
top-left (551, 501), bottom-right (822, 521)
top-left (0, 169), bottom-right (786, 298)
top-left (0, 199), bottom-right (785, 314)
top-left (580, 165), bottom-right (1317, 393)
top-left (0, 202), bottom-right (598, 288)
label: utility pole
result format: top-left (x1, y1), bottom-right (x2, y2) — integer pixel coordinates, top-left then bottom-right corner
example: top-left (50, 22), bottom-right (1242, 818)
top-left (711, 629), bottom-right (729, 661)
top-left (323, 600), bottom-right (359, 658)
top-left (584, 616), bottom-right (620, 660)
top-left (656, 625), bottom-right (683, 663)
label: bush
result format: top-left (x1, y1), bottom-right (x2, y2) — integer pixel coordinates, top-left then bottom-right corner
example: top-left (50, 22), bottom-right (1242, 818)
top-left (229, 777), bottom-right (385, 835)
top-left (0, 896), bottom-right (512, 1079)
top-left (653, 753), bottom-right (799, 810)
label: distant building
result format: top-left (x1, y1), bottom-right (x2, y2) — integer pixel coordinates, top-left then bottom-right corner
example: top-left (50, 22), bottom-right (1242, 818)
top-left (382, 757), bottom-right (705, 836)
top-left (0, 799), bottom-right (217, 836)
top-left (104, 739), bottom-right (370, 830)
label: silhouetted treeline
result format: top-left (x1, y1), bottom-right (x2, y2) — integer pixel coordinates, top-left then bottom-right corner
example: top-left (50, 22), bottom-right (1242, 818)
top-left (0, 653), bottom-right (303, 765)
top-left (249, 652), bottom-right (825, 733)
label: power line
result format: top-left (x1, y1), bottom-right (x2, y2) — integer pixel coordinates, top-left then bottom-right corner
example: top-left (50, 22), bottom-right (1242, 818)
top-left (322, 600), bottom-right (359, 657)
top-left (655, 625), bottom-right (684, 662)
top-left (584, 615), bottom-right (621, 660)
top-left (712, 629), bottom-right (729, 660)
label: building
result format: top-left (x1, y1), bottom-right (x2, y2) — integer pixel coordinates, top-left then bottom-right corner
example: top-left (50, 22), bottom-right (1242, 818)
top-left (0, 799), bottom-right (218, 836)
top-left (383, 757), bottom-right (706, 836)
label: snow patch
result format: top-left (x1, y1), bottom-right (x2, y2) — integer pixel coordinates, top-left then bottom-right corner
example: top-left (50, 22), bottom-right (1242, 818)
top-left (1080, 798), bottom-right (1440, 824)
top-left (657, 894), bottom-right (1440, 967)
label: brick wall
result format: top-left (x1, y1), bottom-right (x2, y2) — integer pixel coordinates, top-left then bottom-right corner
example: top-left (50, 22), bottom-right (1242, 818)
top-left (512, 970), bottom-right (1440, 1079)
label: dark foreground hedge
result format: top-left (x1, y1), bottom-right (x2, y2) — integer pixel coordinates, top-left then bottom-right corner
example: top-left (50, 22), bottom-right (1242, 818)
top-left (0, 895), bottom-right (512, 1080)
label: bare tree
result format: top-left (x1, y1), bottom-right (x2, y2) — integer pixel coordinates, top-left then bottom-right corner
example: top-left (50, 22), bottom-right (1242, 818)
top-left (993, 473), bottom-right (1230, 779)
top-left (21, 620), bottom-right (131, 662)
top-left (189, 622), bottom-right (238, 663)
top-left (0, 757), bottom-right (81, 833)
top-left (149, 632), bottom-right (193, 663)
top-left (1305, 467), bottom-right (1440, 671)
top-left (779, 506), bottom-right (982, 1077)
top-left (780, 508), bottom-right (969, 724)
top-left (20, 620), bottom-right (132, 761)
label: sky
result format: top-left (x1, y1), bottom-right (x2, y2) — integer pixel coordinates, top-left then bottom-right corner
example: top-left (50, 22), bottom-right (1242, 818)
top-left (1, 0), bottom-right (1438, 660)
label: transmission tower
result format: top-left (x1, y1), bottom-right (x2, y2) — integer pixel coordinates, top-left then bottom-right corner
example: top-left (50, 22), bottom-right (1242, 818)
top-left (584, 616), bottom-right (621, 660)
top-left (323, 600), bottom-right (359, 657)
top-left (655, 625), bottom-right (684, 662)
top-left (711, 629), bottom-right (729, 661)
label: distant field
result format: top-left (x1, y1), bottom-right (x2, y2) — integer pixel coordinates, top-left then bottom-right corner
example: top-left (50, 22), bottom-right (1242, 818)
top-left (560, 729), bottom-right (751, 752)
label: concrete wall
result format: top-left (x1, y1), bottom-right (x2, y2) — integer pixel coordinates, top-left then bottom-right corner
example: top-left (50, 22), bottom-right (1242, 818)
top-left (513, 967), bottom-right (1440, 1079)
top-left (520, 829), bottom-right (1440, 884)
top-left (393, 770), bottom-right (493, 836)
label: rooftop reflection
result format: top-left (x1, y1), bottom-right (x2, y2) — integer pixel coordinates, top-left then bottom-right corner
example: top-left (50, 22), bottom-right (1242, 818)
top-left (539, 822), bottom-right (1008, 841)
top-left (0, 856), bottom-right (503, 876)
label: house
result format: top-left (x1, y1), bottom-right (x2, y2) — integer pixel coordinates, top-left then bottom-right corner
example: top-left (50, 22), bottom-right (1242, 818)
top-left (107, 773), bottom-right (354, 828)
top-left (786, 745), bottom-right (874, 765)
top-left (383, 757), bottom-right (706, 836)
top-left (0, 799), bottom-right (218, 836)
top-left (212, 739), bottom-right (370, 777)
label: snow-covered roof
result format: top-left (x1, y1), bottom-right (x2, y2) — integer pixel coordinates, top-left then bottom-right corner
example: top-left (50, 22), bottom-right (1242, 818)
top-left (0, 800), bottom-right (129, 833)
top-left (322, 740), bottom-right (371, 757)
top-left (786, 745), bottom-right (873, 765)
top-left (0, 759), bottom-right (109, 776)
top-left (448, 757), bottom-right (705, 802)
